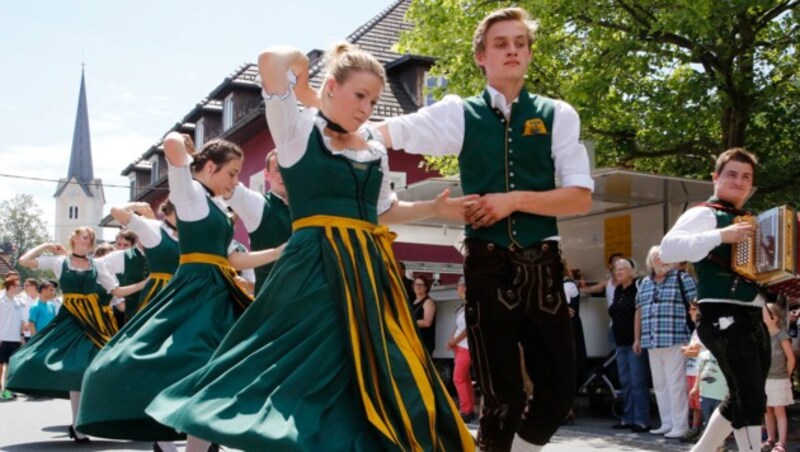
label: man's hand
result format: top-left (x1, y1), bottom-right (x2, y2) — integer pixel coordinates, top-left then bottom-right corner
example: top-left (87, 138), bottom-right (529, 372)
top-left (464, 192), bottom-right (518, 229)
top-left (719, 222), bottom-right (754, 244)
top-left (633, 340), bottom-right (641, 355)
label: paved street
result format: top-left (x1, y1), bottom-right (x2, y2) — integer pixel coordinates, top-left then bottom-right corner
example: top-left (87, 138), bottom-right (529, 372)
top-left (0, 395), bottom-right (701, 452)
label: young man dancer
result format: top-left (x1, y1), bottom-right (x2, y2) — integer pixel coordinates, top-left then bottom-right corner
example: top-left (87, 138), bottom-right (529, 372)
top-left (660, 148), bottom-right (768, 452)
top-left (380, 8), bottom-right (593, 451)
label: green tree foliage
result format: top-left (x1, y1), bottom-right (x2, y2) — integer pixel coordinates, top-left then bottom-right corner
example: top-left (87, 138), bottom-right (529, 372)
top-left (400, 0), bottom-right (799, 208)
top-left (0, 194), bottom-right (54, 280)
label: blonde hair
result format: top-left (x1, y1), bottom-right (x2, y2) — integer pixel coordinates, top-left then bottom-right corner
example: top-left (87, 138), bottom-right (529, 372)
top-left (69, 226), bottom-right (96, 251)
top-left (645, 246), bottom-right (661, 274)
top-left (473, 7), bottom-right (539, 55)
top-left (320, 42), bottom-right (386, 95)
top-left (765, 302), bottom-right (784, 326)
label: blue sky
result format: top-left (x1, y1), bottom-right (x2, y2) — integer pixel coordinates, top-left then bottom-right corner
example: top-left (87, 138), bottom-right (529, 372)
top-left (0, 0), bottom-right (388, 240)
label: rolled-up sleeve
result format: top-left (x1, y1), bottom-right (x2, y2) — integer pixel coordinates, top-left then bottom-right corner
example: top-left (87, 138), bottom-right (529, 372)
top-left (385, 95), bottom-right (465, 156)
top-left (552, 101), bottom-right (594, 191)
top-left (660, 207), bottom-right (722, 263)
top-left (227, 184), bottom-right (266, 233)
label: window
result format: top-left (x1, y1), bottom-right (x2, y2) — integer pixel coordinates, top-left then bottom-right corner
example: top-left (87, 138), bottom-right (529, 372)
top-left (223, 93), bottom-right (234, 131)
top-left (129, 178), bottom-right (136, 199)
top-left (150, 158), bottom-right (160, 186)
top-left (69, 205), bottom-right (79, 219)
top-left (195, 118), bottom-right (205, 147)
top-left (75, 206), bottom-right (79, 219)
top-left (424, 73), bottom-right (448, 106)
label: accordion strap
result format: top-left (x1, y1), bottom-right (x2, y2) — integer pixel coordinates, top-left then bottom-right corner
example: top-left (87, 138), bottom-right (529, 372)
top-left (699, 201), bottom-right (753, 217)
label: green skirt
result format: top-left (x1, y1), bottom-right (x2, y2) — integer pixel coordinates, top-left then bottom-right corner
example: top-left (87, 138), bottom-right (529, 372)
top-left (6, 310), bottom-right (97, 399)
top-left (75, 263), bottom-right (246, 441)
top-left (147, 222), bottom-right (474, 451)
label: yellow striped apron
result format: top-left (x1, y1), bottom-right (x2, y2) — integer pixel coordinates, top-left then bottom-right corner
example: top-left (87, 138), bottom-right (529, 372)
top-left (62, 293), bottom-right (119, 349)
top-left (135, 272), bottom-right (173, 314)
top-left (293, 215), bottom-right (473, 451)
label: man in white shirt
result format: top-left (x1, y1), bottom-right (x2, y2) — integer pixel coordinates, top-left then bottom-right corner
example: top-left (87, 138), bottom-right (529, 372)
top-left (379, 7), bottom-right (593, 451)
top-left (0, 275), bottom-right (25, 400)
top-left (660, 148), bottom-right (767, 452)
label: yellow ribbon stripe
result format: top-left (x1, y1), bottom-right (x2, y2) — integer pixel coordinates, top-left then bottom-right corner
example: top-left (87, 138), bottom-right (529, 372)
top-left (293, 215), bottom-right (473, 451)
top-left (62, 293), bottom-right (119, 349)
top-left (136, 273), bottom-right (173, 314)
top-left (179, 253), bottom-right (253, 311)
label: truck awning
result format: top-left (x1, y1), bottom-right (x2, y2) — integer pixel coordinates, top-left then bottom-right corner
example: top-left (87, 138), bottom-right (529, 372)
top-left (393, 168), bottom-right (714, 245)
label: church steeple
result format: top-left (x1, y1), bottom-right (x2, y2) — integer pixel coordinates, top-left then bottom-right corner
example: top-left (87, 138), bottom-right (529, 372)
top-left (53, 67), bottom-right (105, 245)
top-left (62, 67), bottom-right (95, 196)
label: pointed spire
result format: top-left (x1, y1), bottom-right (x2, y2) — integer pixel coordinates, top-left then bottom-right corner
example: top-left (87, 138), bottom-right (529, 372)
top-left (65, 67), bottom-right (95, 196)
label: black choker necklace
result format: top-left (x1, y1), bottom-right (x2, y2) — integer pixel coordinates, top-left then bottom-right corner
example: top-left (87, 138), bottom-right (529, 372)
top-left (317, 111), bottom-right (349, 134)
top-left (72, 253), bottom-right (88, 259)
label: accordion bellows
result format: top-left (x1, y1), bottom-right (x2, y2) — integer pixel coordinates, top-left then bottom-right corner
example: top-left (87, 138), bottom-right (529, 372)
top-left (732, 205), bottom-right (800, 297)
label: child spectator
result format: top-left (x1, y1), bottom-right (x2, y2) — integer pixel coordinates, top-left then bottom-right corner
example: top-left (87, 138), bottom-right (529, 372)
top-left (762, 303), bottom-right (796, 452)
top-left (27, 280), bottom-right (59, 335)
top-left (0, 274), bottom-right (25, 400)
top-left (690, 348), bottom-right (728, 450)
top-left (681, 301), bottom-right (703, 443)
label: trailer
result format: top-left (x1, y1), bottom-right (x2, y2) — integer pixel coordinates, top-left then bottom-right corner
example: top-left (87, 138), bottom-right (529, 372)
top-left (394, 168), bottom-right (714, 400)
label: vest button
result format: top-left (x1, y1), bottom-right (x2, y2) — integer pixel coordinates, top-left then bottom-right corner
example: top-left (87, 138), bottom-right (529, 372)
top-left (509, 161), bottom-right (514, 165)
top-left (508, 138), bottom-right (513, 142)
top-left (510, 172), bottom-right (515, 177)
top-left (512, 230), bottom-right (518, 235)
top-left (510, 183), bottom-right (516, 189)
top-left (508, 127), bottom-right (513, 132)
top-left (509, 150), bottom-right (514, 154)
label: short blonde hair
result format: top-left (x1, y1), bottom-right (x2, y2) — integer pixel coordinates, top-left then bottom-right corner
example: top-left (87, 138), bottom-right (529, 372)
top-left (321, 42), bottom-right (386, 94)
top-left (473, 7), bottom-right (539, 55)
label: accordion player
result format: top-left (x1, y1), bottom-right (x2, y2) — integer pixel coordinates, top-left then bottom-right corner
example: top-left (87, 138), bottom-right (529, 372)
top-left (731, 205), bottom-right (800, 297)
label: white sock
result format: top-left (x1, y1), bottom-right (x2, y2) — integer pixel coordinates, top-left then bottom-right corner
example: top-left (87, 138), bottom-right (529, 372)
top-left (69, 391), bottom-right (88, 439)
top-left (156, 441), bottom-right (179, 452)
top-left (185, 435), bottom-right (211, 452)
top-left (690, 408), bottom-right (731, 452)
top-left (510, 434), bottom-right (543, 452)
top-left (732, 425), bottom-right (761, 452)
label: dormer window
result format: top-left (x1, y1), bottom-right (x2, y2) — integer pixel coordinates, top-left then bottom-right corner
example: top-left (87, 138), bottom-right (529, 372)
top-left (195, 118), bottom-right (205, 146)
top-left (150, 157), bottom-right (160, 185)
top-left (223, 93), bottom-right (234, 131)
top-left (424, 73), bottom-right (448, 106)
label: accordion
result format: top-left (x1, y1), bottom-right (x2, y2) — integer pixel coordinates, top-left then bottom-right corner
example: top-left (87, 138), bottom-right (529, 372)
top-left (732, 205), bottom-right (800, 297)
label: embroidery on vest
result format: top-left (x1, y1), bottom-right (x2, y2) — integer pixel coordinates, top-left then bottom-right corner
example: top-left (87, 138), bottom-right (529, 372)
top-left (523, 118), bottom-right (548, 136)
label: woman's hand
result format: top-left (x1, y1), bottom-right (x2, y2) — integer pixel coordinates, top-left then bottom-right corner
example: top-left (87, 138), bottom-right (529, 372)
top-left (633, 340), bottom-right (641, 355)
top-left (434, 189), bottom-right (478, 222)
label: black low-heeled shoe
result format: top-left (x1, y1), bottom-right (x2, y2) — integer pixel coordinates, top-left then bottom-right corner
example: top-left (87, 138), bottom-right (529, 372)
top-left (153, 442), bottom-right (164, 452)
top-left (67, 426), bottom-right (91, 444)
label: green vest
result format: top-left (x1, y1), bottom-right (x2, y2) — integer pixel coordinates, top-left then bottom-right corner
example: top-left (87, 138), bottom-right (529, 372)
top-left (117, 247), bottom-right (148, 307)
top-left (459, 88), bottom-right (559, 248)
top-left (143, 226), bottom-right (180, 275)
top-left (281, 127), bottom-right (383, 224)
top-left (249, 192), bottom-right (292, 294)
top-left (694, 197), bottom-right (760, 302)
top-left (60, 258), bottom-right (102, 296)
top-left (177, 196), bottom-right (233, 257)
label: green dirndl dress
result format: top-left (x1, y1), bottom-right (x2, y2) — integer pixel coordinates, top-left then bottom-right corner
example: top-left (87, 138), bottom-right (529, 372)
top-left (147, 126), bottom-right (473, 451)
top-left (134, 225), bottom-right (180, 315)
top-left (116, 247), bottom-right (147, 322)
top-left (75, 195), bottom-right (251, 441)
top-left (7, 258), bottom-right (118, 398)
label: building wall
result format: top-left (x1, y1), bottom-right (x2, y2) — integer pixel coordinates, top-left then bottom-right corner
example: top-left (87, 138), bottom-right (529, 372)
top-left (54, 178), bottom-right (104, 246)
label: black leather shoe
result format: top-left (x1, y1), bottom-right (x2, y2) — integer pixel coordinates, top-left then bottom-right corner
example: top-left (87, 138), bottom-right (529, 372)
top-left (612, 423), bottom-right (634, 430)
top-left (632, 424), bottom-right (652, 433)
top-left (153, 442), bottom-right (164, 452)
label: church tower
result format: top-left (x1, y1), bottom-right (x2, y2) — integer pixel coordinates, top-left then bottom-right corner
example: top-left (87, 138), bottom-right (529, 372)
top-left (53, 67), bottom-right (105, 245)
